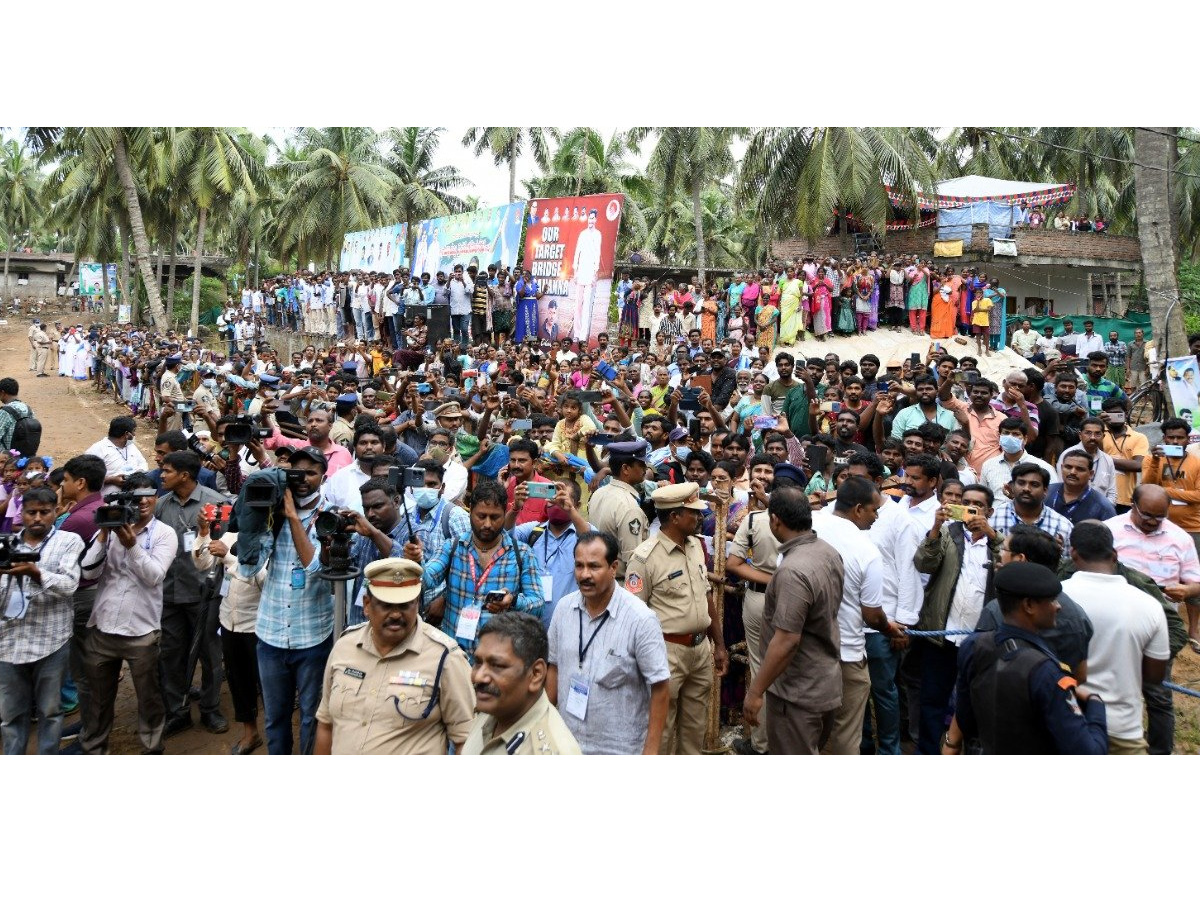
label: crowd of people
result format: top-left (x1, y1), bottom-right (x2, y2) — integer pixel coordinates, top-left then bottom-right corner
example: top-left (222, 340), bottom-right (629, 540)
top-left (0, 262), bottom-right (1194, 757)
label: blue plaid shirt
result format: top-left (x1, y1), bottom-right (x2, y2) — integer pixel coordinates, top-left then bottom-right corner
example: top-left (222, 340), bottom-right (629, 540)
top-left (252, 499), bottom-right (334, 650)
top-left (988, 501), bottom-right (1073, 557)
top-left (422, 531), bottom-right (545, 655)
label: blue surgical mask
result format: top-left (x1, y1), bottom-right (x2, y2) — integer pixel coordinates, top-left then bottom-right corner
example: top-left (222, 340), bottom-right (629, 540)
top-left (202, 378), bottom-right (217, 389)
top-left (674, 445), bottom-right (690, 462)
top-left (999, 435), bottom-right (1024, 455)
top-left (412, 487), bottom-right (440, 510)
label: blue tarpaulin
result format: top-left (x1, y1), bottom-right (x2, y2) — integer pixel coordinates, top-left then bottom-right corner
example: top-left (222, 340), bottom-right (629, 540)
top-left (937, 202), bottom-right (1016, 242)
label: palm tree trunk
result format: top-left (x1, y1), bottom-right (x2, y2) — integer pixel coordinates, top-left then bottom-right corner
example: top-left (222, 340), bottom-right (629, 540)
top-left (251, 234), bottom-right (259, 289)
top-left (1133, 127), bottom-right (1185, 359)
top-left (691, 180), bottom-right (707, 285)
top-left (3, 238), bottom-right (10, 302)
top-left (119, 220), bottom-right (131, 318)
top-left (191, 205), bottom-right (207, 337)
top-left (100, 257), bottom-right (112, 320)
top-left (112, 128), bottom-right (167, 331)
top-left (509, 153), bottom-right (517, 204)
top-left (166, 215), bottom-right (178, 321)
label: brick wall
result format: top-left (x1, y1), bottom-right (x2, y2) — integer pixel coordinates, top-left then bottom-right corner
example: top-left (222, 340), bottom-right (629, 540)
top-left (771, 235), bottom-right (852, 260)
top-left (1013, 228), bottom-right (1141, 262)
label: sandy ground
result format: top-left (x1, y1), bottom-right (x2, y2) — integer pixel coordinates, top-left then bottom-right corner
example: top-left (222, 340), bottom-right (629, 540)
top-left (3, 300), bottom-right (1197, 753)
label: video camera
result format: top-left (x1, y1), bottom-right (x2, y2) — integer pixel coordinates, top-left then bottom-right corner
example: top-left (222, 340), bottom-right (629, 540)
top-left (95, 488), bottom-right (158, 529)
top-left (387, 466), bottom-right (425, 491)
top-left (223, 414), bottom-right (274, 445)
top-left (242, 468), bottom-right (310, 508)
top-left (315, 506), bottom-right (357, 578)
top-left (0, 534), bottom-right (41, 568)
top-left (187, 434), bottom-right (219, 465)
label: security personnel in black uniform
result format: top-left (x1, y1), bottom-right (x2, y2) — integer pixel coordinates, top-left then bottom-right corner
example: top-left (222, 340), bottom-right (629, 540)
top-left (947, 562), bottom-right (1108, 755)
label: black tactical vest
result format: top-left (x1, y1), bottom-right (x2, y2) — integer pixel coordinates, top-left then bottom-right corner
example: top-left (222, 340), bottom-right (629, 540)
top-left (969, 633), bottom-right (1058, 755)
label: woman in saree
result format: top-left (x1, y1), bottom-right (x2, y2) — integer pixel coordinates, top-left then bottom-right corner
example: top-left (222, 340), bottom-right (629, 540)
top-left (755, 298), bottom-right (779, 350)
top-left (779, 266), bottom-right (803, 345)
top-left (906, 261), bottom-right (930, 333)
top-left (809, 268), bottom-right (834, 340)
top-left (618, 280), bottom-right (642, 346)
top-left (512, 270), bottom-right (541, 343)
top-left (930, 265), bottom-right (960, 340)
top-left (700, 290), bottom-right (719, 343)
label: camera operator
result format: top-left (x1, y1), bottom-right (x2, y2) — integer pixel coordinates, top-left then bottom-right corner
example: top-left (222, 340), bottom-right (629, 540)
top-left (148, 430), bottom-right (222, 495)
top-left (78, 473), bottom-right (176, 754)
top-left (0, 486), bottom-right (84, 754)
top-left (156, 451), bottom-right (229, 737)
top-left (210, 415), bottom-right (271, 493)
top-left (249, 446), bottom-right (336, 755)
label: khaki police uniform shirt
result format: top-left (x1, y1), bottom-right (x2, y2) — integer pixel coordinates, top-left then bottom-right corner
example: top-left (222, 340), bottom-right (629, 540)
top-left (624, 531), bottom-right (711, 635)
top-left (316, 620), bottom-right (475, 755)
top-left (462, 690), bottom-right (581, 755)
top-left (730, 509), bottom-right (781, 593)
top-left (160, 369), bottom-right (186, 402)
top-left (587, 480), bottom-right (648, 578)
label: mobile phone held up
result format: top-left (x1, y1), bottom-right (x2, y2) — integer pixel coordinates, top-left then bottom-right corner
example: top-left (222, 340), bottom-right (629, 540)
top-left (525, 481), bottom-right (558, 500)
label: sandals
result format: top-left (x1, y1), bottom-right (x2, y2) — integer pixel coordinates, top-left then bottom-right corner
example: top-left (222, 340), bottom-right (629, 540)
top-left (1189, 638), bottom-right (1200, 655)
top-left (230, 736), bottom-right (263, 755)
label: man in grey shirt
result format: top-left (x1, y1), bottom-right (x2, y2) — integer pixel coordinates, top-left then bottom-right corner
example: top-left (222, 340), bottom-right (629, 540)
top-left (154, 450), bottom-right (227, 737)
top-left (546, 532), bottom-right (670, 754)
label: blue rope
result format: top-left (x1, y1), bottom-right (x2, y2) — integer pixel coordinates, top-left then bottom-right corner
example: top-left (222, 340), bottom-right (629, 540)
top-left (1165, 681), bottom-right (1200, 700)
top-left (903, 629), bottom-right (972, 638)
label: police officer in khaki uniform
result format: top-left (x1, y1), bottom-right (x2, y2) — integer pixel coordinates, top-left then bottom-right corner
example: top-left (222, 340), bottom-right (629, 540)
top-left (315, 557), bottom-right (475, 755)
top-left (31, 320), bottom-right (51, 376)
top-left (625, 483), bottom-right (729, 755)
top-left (586, 439), bottom-right (650, 580)
top-left (463, 611), bottom-right (580, 755)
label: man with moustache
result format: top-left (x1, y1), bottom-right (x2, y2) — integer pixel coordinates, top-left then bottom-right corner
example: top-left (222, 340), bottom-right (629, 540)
top-left (463, 611), bottom-right (580, 755)
top-left (314, 557), bottom-right (474, 755)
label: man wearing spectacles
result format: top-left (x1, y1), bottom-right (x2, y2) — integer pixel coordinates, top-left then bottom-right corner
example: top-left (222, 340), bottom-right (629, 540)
top-left (315, 557), bottom-right (474, 755)
top-left (1105, 483), bottom-right (1199, 754)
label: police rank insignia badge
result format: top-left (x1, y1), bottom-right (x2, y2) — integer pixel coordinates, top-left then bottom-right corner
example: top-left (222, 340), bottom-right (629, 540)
top-left (625, 572), bottom-right (643, 593)
top-left (630, 520), bottom-right (641, 535)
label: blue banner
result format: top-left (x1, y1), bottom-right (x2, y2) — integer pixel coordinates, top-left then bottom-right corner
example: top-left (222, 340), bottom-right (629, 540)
top-left (339, 223), bottom-right (408, 273)
top-left (409, 202), bottom-right (526, 277)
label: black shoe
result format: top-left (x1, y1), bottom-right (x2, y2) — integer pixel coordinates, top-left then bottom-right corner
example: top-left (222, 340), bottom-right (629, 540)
top-left (201, 712), bottom-right (229, 734)
top-left (731, 737), bottom-right (766, 755)
top-left (59, 740), bottom-right (85, 755)
top-left (36, 373), bottom-right (48, 377)
top-left (187, 686), bottom-right (202, 702)
top-left (163, 714), bottom-right (193, 738)
top-left (60, 720), bottom-right (82, 739)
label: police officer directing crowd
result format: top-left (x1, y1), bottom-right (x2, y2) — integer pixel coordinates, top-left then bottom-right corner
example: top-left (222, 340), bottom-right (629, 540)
top-left (315, 557), bottom-right (474, 754)
top-left (947, 561), bottom-right (1108, 755)
top-left (625, 482), bottom-right (729, 755)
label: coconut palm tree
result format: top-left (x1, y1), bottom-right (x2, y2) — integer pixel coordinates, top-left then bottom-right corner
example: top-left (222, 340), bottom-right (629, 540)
top-left (0, 139), bottom-right (42, 301)
top-left (739, 127), bottom-right (939, 249)
top-left (648, 127), bottom-right (747, 283)
top-left (174, 127), bottom-right (266, 335)
top-left (275, 127), bottom-right (398, 270)
top-left (385, 127), bottom-right (471, 245)
top-left (461, 127), bottom-right (558, 203)
top-left (1134, 126), bottom-right (1185, 357)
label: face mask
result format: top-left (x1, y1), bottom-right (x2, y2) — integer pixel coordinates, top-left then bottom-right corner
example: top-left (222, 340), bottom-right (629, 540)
top-left (999, 435), bottom-right (1024, 455)
top-left (202, 378), bottom-right (217, 389)
top-left (427, 446), bottom-right (449, 465)
top-left (546, 505), bottom-right (572, 526)
top-left (674, 446), bottom-right (690, 462)
top-left (262, 389), bottom-right (277, 400)
top-left (412, 487), bottom-right (441, 510)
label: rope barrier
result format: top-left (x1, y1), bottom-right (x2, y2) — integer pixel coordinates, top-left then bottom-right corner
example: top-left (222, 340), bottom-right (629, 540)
top-left (1165, 681), bottom-right (1200, 700)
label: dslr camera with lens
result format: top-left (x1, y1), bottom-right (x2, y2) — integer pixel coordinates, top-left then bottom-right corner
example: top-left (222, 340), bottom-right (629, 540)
top-left (94, 488), bottom-right (158, 529)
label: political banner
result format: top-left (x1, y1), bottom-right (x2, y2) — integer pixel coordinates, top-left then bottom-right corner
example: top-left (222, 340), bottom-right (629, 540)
top-left (79, 263), bottom-right (120, 297)
top-left (520, 194), bottom-right (624, 347)
top-left (409, 202), bottom-right (525, 279)
top-left (1165, 355), bottom-right (1200, 436)
top-left (339, 223), bottom-right (408, 272)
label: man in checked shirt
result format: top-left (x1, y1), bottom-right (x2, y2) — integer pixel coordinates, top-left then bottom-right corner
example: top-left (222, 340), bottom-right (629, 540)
top-left (0, 486), bottom-right (84, 754)
top-left (403, 479), bottom-right (544, 660)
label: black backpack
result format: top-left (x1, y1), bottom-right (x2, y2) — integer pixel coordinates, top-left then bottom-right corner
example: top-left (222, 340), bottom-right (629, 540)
top-left (2, 404), bottom-right (42, 457)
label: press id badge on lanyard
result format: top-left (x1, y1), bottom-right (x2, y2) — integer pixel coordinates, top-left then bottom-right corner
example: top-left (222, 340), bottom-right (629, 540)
top-left (456, 604), bottom-right (482, 642)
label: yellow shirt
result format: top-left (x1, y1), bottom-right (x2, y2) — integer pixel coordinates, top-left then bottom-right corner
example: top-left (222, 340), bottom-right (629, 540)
top-left (971, 297), bottom-right (992, 327)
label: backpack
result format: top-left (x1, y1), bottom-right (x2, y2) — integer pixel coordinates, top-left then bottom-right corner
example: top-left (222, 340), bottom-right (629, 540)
top-left (2, 404), bottom-right (42, 457)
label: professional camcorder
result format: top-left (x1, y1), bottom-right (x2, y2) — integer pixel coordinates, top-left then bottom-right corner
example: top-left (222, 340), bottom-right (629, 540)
top-left (242, 468), bottom-right (309, 509)
top-left (223, 414), bottom-right (273, 445)
top-left (95, 488), bottom-right (158, 529)
top-left (315, 506), bottom-right (356, 578)
top-left (0, 534), bottom-right (41, 568)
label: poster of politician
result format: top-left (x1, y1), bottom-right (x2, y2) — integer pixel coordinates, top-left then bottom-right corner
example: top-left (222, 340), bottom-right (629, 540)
top-left (521, 194), bottom-right (624, 346)
top-left (409, 202), bottom-right (525, 278)
top-left (339, 223), bottom-right (408, 272)
top-left (79, 263), bottom-right (120, 297)
top-left (1165, 354), bottom-right (1200, 435)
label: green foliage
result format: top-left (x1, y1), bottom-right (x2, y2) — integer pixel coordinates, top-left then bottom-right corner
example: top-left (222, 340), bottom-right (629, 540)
top-left (180, 275), bottom-right (227, 326)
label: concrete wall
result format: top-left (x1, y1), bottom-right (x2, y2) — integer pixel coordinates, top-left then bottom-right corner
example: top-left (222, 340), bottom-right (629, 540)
top-left (1, 271), bottom-right (59, 300)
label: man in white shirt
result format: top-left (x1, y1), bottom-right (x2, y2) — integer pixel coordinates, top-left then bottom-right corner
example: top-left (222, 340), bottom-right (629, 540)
top-left (1061, 522), bottom-right (1169, 755)
top-left (1010, 320), bottom-right (1040, 359)
top-left (1074, 320), bottom-right (1105, 357)
top-left (813, 477), bottom-right (901, 755)
top-left (844, 454), bottom-right (923, 755)
top-left (902, 454), bottom-right (943, 537)
top-left (84, 416), bottom-right (150, 497)
top-left (979, 418), bottom-right (1058, 497)
top-left (323, 424), bottom-right (384, 514)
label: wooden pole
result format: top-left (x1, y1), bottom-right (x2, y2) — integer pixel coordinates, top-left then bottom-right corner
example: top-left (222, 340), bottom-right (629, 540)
top-left (700, 490), bottom-right (728, 752)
